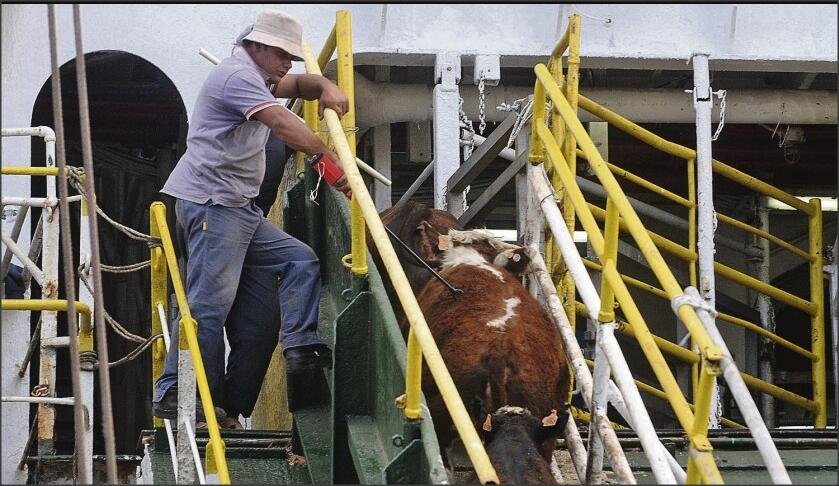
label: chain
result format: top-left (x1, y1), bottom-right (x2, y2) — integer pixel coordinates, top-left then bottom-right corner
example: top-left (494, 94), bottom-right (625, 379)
top-left (459, 97), bottom-right (476, 160)
top-left (711, 89), bottom-right (727, 141)
top-left (477, 73), bottom-right (487, 135)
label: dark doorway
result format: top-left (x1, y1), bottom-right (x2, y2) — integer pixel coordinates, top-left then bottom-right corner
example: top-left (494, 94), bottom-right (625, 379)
top-left (29, 51), bottom-right (186, 455)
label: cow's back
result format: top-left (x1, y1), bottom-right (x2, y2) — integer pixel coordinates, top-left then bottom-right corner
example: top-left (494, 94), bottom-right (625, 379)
top-left (414, 249), bottom-right (570, 448)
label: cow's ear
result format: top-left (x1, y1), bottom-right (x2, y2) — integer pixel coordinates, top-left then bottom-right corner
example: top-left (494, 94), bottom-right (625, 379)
top-left (415, 221), bottom-right (443, 264)
top-left (482, 414), bottom-right (492, 432)
top-left (437, 234), bottom-right (453, 251)
top-left (536, 408), bottom-right (569, 443)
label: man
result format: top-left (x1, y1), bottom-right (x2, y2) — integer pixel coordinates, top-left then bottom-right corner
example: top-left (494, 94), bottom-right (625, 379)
top-left (153, 10), bottom-right (350, 428)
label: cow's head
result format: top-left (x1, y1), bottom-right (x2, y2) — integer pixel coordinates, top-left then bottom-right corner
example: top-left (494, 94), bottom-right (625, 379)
top-left (477, 406), bottom-right (569, 484)
top-left (437, 229), bottom-right (529, 276)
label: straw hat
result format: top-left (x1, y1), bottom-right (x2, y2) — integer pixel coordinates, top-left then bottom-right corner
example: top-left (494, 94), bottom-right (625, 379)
top-left (242, 10), bottom-right (304, 61)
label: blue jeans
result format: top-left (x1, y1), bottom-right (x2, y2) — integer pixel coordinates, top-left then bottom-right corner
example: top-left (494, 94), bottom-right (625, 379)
top-left (154, 198), bottom-right (324, 417)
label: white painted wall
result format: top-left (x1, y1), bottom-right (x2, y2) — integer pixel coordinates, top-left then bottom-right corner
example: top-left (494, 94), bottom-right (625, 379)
top-left (2, 3), bottom-right (836, 242)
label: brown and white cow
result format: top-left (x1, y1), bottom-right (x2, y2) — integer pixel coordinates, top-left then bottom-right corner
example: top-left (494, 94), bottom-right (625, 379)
top-left (371, 202), bottom-right (571, 482)
top-left (410, 236), bottom-right (571, 453)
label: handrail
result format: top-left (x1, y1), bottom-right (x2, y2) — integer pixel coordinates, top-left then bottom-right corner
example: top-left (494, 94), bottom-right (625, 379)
top-left (149, 202), bottom-right (230, 484)
top-left (1, 299), bottom-right (93, 350)
top-left (531, 65), bottom-right (725, 482)
top-left (300, 29), bottom-right (500, 484)
top-left (576, 94), bottom-right (814, 215)
top-left (2, 166), bottom-right (61, 176)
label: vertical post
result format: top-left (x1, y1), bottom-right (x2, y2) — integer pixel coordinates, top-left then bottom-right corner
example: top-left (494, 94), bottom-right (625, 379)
top-left (434, 51), bottom-right (462, 214)
top-left (77, 193), bottom-right (95, 482)
top-left (37, 141), bottom-right (59, 456)
top-left (335, 10), bottom-right (366, 277)
top-left (372, 124), bottom-right (392, 211)
top-left (403, 329), bottom-right (423, 420)
top-left (690, 52), bottom-right (720, 428)
top-left (809, 200), bottom-right (826, 427)
top-left (755, 196), bottom-right (775, 427)
top-left (561, 14), bottom-right (581, 334)
top-left (149, 229), bottom-right (167, 430)
top-left (177, 315), bottom-right (196, 484)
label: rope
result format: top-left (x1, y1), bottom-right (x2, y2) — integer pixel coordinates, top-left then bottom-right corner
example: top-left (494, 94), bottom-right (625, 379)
top-left (671, 289), bottom-right (718, 321)
top-left (308, 156), bottom-right (325, 206)
top-left (78, 272), bottom-right (148, 343)
top-left (100, 259), bottom-right (151, 274)
top-left (66, 167), bottom-right (161, 245)
top-left (498, 96), bottom-right (535, 149)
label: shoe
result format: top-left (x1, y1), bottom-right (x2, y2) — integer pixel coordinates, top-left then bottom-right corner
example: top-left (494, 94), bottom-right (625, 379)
top-left (221, 416), bottom-right (244, 430)
top-left (284, 344), bottom-right (333, 375)
top-left (152, 385), bottom-right (178, 419)
top-left (196, 405), bottom-right (227, 425)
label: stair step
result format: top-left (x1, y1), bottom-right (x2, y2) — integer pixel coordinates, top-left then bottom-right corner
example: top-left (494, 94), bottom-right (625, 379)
top-left (346, 415), bottom-right (389, 484)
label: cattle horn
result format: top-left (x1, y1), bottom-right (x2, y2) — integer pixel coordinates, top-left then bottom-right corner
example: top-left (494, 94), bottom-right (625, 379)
top-left (447, 229), bottom-right (520, 251)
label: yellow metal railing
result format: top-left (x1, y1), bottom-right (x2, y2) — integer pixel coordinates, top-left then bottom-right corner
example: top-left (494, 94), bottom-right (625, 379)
top-left (299, 11), bottom-right (499, 484)
top-left (531, 59), bottom-right (725, 483)
top-left (149, 202), bottom-right (230, 483)
top-left (1, 299), bottom-right (94, 353)
top-left (575, 91), bottom-right (826, 428)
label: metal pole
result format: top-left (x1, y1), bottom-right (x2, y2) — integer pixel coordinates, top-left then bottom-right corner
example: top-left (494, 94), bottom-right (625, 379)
top-left (691, 52), bottom-right (720, 429)
top-left (687, 287), bottom-right (792, 484)
top-left (1, 204), bottom-right (30, 280)
top-left (756, 196), bottom-right (775, 427)
top-left (830, 238), bottom-right (838, 431)
top-left (72, 5), bottom-right (118, 481)
top-left (433, 52), bottom-right (462, 214)
top-left (47, 6), bottom-right (90, 483)
top-left (397, 160), bottom-right (435, 205)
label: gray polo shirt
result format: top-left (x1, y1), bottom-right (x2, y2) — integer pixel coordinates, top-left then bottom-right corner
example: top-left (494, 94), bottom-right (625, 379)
top-left (161, 48), bottom-right (281, 207)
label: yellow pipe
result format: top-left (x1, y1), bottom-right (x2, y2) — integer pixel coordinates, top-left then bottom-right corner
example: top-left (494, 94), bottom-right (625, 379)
top-left (1, 166), bottom-right (59, 176)
top-left (576, 301), bottom-right (820, 413)
top-left (2, 298), bottom-right (91, 332)
top-left (149, 231), bottom-right (168, 429)
top-left (332, 11), bottom-right (367, 276)
top-left (560, 13), bottom-right (581, 338)
top-left (582, 257), bottom-right (817, 360)
top-left (690, 363), bottom-right (716, 446)
top-left (570, 406), bottom-right (627, 430)
top-left (583, 358), bottom-right (746, 429)
top-left (301, 42), bottom-right (499, 484)
top-left (150, 203), bottom-right (230, 484)
top-left (576, 94), bottom-right (814, 215)
top-left (598, 199), bottom-right (618, 322)
top-left (404, 329), bottom-right (423, 420)
top-left (577, 149), bottom-right (693, 208)
top-left (535, 122), bottom-right (702, 432)
top-left (536, 67), bottom-right (723, 363)
top-left (587, 202), bottom-right (698, 262)
top-left (717, 212), bottom-right (813, 262)
top-left (317, 26), bottom-right (338, 71)
top-left (715, 261), bottom-right (816, 315)
top-left (529, 80), bottom-right (547, 164)
top-left (809, 200), bottom-right (826, 427)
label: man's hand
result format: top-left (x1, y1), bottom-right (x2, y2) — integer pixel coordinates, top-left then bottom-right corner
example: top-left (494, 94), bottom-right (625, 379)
top-left (317, 82), bottom-right (349, 118)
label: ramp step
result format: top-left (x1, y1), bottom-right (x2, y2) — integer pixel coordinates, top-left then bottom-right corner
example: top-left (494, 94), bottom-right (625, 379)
top-left (346, 415), bottom-right (389, 484)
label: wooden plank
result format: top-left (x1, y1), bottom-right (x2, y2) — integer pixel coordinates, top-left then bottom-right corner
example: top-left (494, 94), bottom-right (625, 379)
top-left (458, 150), bottom-right (529, 227)
top-left (447, 113), bottom-right (517, 193)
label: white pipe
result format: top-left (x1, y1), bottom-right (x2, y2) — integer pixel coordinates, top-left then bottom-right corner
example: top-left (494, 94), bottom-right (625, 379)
top-left (1, 231), bottom-right (45, 286)
top-left (182, 418), bottom-right (207, 485)
top-left (686, 287), bottom-right (792, 484)
top-left (351, 76), bottom-right (837, 127)
top-left (156, 304), bottom-right (180, 480)
top-left (529, 164), bottom-right (679, 483)
top-left (691, 52), bottom-right (721, 429)
top-left (2, 395), bottom-right (75, 406)
top-left (563, 417), bottom-right (589, 483)
top-left (198, 48), bottom-right (221, 65)
top-left (585, 324), bottom-right (609, 483)
top-left (756, 197), bottom-right (775, 426)
top-left (1, 196), bottom-right (82, 208)
top-left (1, 127), bottom-right (56, 142)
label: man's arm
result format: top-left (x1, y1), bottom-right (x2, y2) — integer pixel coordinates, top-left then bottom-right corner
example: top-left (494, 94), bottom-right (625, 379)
top-left (272, 74), bottom-right (348, 117)
top-left (252, 105), bottom-right (351, 196)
